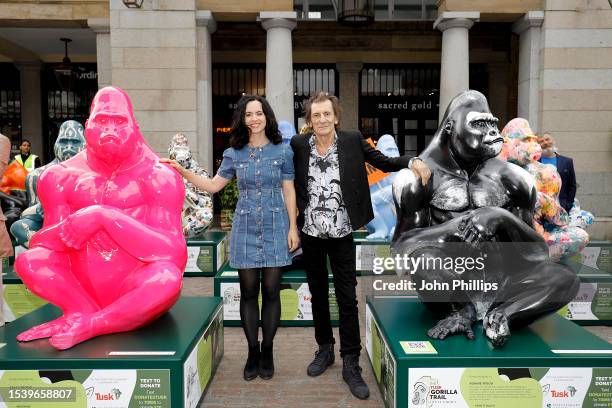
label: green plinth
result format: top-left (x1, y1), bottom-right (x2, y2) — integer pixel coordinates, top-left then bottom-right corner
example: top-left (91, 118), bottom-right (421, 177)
top-left (184, 231), bottom-right (228, 276)
top-left (214, 264), bottom-right (339, 327)
top-left (2, 267), bottom-right (47, 322)
top-left (0, 296), bottom-right (223, 408)
top-left (366, 297), bottom-right (612, 408)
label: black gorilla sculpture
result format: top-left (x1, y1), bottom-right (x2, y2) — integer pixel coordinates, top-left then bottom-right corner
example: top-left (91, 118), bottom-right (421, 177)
top-left (391, 90), bottom-right (579, 347)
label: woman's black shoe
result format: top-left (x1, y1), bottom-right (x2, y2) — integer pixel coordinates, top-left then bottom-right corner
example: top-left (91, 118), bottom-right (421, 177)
top-left (259, 343), bottom-right (274, 380)
top-left (243, 342), bottom-right (260, 381)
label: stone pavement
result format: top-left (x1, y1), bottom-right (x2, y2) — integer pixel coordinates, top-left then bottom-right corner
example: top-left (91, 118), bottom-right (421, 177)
top-left (181, 274), bottom-right (612, 408)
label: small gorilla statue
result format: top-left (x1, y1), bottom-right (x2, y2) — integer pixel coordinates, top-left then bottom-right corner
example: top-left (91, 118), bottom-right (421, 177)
top-left (168, 133), bottom-right (213, 237)
top-left (365, 134), bottom-right (400, 240)
top-left (391, 90), bottom-right (579, 347)
top-left (11, 120), bottom-right (86, 247)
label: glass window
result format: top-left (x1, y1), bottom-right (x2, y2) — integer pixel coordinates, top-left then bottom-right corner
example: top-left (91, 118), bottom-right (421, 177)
top-left (393, 0), bottom-right (422, 20)
top-left (375, 0), bottom-right (390, 20)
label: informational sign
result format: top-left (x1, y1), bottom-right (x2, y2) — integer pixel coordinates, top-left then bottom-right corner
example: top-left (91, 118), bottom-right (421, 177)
top-left (365, 304), bottom-right (396, 408)
top-left (560, 282), bottom-right (612, 321)
top-left (0, 369), bottom-right (171, 407)
top-left (219, 282), bottom-right (338, 322)
top-left (356, 243), bottom-right (391, 272)
top-left (183, 307), bottom-right (224, 408)
top-left (2, 284), bottom-right (47, 322)
top-left (407, 367), bottom-right (612, 408)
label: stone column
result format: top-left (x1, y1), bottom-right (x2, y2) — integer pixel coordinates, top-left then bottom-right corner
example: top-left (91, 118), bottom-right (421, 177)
top-left (15, 61), bottom-right (43, 160)
top-left (513, 11), bottom-right (544, 132)
top-left (260, 11), bottom-right (297, 123)
top-left (88, 18), bottom-right (111, 88)
top-left (336, 62), bottom-right (362, 131)
top-left (434, 11), bottom-right (480, 123)
top-left (196, 10), bottom-right (216, 174)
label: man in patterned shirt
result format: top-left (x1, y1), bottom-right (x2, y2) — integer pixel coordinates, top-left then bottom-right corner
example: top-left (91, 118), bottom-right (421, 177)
top-left (291, 92), bottom-right (431, 399)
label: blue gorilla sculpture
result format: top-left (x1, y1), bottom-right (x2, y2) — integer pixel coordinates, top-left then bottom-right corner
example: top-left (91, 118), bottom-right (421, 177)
top-left (365, 134), bottom-right (400, 240)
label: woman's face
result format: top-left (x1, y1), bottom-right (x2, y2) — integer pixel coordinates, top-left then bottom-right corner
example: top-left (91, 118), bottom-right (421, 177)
top-left (244, 100), bottom-right (266, 136)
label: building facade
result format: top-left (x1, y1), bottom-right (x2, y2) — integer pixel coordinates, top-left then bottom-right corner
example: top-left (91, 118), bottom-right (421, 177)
top-left (0, 0), bottom-right (611, 237)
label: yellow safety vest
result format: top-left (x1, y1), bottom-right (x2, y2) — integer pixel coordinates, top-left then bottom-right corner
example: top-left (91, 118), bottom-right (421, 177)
top-left (15, 154), bottom-right (38, 172)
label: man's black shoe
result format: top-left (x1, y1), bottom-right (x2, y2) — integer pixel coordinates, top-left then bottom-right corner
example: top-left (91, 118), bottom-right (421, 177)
top-left (342, 354), bottom-right (370, 399)
top-left (243, 342), bottom-right (260, 381)
top-left (306, 344), bottom-right (334, 377)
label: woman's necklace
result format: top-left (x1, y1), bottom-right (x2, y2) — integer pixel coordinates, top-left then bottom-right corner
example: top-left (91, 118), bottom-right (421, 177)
top-left (248, 140), bottom-right (268, 159)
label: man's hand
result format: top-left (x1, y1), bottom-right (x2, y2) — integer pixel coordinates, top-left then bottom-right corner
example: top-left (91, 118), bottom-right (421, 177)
top-left (410, 158), bottom-right (431, 186)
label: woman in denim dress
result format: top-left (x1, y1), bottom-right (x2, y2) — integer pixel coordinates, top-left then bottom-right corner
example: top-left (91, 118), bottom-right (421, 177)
top-left (163, 95), bottom-right (299, 381)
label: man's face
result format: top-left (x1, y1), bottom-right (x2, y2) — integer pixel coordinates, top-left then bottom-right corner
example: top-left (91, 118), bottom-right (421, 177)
top-left (85, 88), bottom-right (137, 161)
top-left (538, 134), bottom-right (555, 151)
top-left (309, 100), bottom-right (338, 139)
top-left (450, 108), bottom-right (502, 162)
top-left (20, 141), bottom-right (31, 155)
top-left (55, 121), bottom-right (86, 162)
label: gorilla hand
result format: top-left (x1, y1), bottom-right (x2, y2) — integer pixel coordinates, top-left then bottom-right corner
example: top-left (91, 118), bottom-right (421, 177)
top-left (457, 207), bottom-right (509, 246)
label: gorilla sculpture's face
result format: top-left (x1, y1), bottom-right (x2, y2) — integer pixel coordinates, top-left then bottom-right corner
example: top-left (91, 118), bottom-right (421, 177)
top-left (449, 109), bottom-right (502, 163)
top-left (54, 120), bottom-right (86, 162)
top-left (168, 133), bottom-right (192, 169)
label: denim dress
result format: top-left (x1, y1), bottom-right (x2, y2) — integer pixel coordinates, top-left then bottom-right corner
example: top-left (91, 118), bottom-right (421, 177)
top-left (217, 142), bottom-right (294, 269)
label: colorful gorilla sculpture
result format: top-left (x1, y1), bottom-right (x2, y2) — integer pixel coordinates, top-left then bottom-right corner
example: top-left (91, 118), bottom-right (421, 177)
top-left (499, 118), bottom-right (590, 261)
top-left (365, 134), bottom-right (400, 240)
top-left (11, 120), bottom-right (86, 248)
top-left (168, 133), bottom-right (213, 237)
top-left (392, 91), bottom-right (579, 347)
top-left (14, 87), bottom-right (186, 350)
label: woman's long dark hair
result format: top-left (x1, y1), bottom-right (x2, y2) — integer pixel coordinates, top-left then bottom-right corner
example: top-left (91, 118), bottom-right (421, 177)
top-left (229, 95), bottom-right (282, 149)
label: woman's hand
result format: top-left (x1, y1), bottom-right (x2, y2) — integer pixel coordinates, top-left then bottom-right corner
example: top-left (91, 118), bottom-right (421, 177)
top-left (288, 226), bottom-right (300, 252)
top-left (160, 158), bottom-right (189, 178)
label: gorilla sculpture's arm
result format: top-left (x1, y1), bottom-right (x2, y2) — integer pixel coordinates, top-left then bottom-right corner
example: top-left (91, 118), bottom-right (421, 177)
top-left (58, 169), bottom-right (186, 262)
top-left (391, 168), bottom-right (433, 239)
top-left (28, 166), bottom-right (74, 251)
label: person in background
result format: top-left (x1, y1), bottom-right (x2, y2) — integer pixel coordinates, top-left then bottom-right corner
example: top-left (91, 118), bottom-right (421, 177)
top-left (14, 139), bottom-right (42, 171)
top-left (0, 133), bottom-right (15, 326)
top-left (163, 95), bottom-right (299, 381)
top-left (538, 133), bottom-right (577, 213)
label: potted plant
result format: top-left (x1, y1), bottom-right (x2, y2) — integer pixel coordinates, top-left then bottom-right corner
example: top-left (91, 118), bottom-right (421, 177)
top-left (219, 178), bottom-right (238, 230)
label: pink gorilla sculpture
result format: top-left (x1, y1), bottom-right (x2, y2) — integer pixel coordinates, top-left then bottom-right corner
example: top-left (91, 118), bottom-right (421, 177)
top-left (499, 118), bottom-right (589, 261)
top-left (14, 86), bottom-right (187, 349)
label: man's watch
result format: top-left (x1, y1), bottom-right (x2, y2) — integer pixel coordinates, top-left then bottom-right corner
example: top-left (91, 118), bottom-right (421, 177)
top-left (408, 157), bottom-right (423, 169)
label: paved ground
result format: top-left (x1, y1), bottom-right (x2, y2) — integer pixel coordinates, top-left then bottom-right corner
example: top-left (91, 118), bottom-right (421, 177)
top-left (181, 274), bottom-right (612, 408)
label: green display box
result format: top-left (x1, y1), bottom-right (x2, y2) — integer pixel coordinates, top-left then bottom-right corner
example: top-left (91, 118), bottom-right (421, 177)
top-left (365, 297), bottom-right (612, 408)
top-left (353, 231), bottom-right (392, 275)
top-left (214, 265), bottom-right (339, 327)
top-left (2, 267), bottom-right (47, 323)
top-left (184, 231), bottom-right (228, 277)
top-left (559, 257), bottom-right (612, 326)
top-left (0, 296), bottom-right (223, 408)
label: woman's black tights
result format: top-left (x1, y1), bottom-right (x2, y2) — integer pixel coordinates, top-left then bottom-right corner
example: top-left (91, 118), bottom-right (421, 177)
top-left (238, 267), bottom-right (282, 348)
